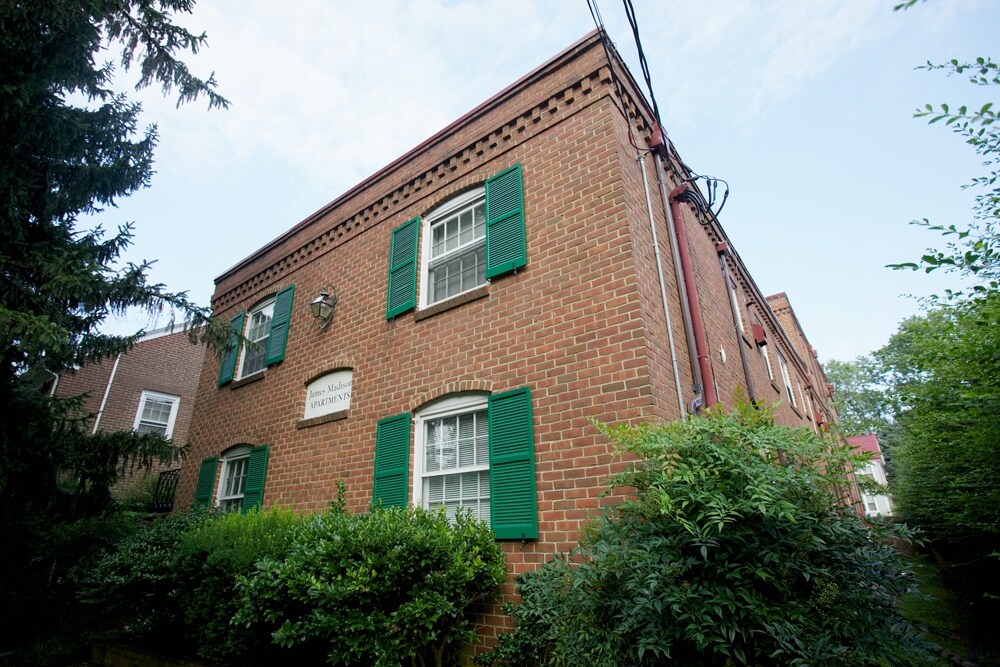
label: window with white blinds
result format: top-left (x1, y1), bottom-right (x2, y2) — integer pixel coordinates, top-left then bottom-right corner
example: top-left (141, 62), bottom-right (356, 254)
top-left (414, 395), bottom-right (490, 524)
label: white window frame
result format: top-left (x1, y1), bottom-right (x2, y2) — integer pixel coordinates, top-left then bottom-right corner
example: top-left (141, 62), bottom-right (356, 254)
top-left (237, 298), bottom-right (275, 379)
top-left (419, 188), bottom-right (487, 308)
top-left (760, 342), bottom-right (775, 381)
top-left (412, 393), bottom-right (490, 524)
top-left (727, 274), bottom-right (746, 336)
top-left (778, 351), bottom-right (797, 407)
top-left (132, 390), bottom-right (180, 439)
top-left (216, 445), bottom-right (251, 511)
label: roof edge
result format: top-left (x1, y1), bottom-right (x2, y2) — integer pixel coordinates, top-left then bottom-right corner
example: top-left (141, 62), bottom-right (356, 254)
top-left (214, 29), bottom-right (604, 286)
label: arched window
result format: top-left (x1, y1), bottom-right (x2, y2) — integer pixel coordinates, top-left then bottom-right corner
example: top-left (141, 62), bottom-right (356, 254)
top-left (421, 188), bottom-right (486, 307)
top-left (217, 445), bottom-right (251, 511)
top-left (413, 393), bottom-right (490, 523)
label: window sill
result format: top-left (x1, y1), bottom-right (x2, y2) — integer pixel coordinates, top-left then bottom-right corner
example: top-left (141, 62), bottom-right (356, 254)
top-left (770, 381), bottom-right (782, 395)
top-left (296, 409), bottom-right (349, 430)
top-left (414, 284), bottom-right (490, 322)
top-left (230, 371), bottom-right (266, 390)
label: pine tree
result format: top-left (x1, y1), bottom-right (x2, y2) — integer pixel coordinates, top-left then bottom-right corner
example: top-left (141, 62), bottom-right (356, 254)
top-left (0, 0), bottom-right (228, 517)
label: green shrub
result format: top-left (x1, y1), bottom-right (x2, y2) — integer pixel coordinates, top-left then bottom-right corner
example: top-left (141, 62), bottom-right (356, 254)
top-left (236, 504), bottom-right (506, 667)
top-left (0, 511), bottom-right (140, 665)
top-left (477, 406), bottom-right (942, 667)
top-left (172, 506), bottom-right (305, 665)
top-left (77, 509), bottom-right (210, 642)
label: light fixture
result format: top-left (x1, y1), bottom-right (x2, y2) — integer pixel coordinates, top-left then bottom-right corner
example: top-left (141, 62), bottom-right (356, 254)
top-left (310, 287), bottom-right (338, 329)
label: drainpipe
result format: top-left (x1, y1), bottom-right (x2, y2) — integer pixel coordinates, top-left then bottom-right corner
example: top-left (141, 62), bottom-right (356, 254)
top-left (653, 151), bottom-right (704, 413)
top-left (92, 353), bottom-right (122, 434)
top-left (667, 183), bottom-right (718, 408)
top-left (717, 241), bottom-right (757, 404)
top-left (637, 152), bottom-right (686, 419)
top-left (46, 369), bottom-right (60, 397)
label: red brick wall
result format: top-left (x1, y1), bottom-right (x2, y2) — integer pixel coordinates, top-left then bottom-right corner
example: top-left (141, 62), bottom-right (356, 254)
top-left (54, 329), bottom-right (206, 495)
top-left (178, 32), bottom-right (845, 657)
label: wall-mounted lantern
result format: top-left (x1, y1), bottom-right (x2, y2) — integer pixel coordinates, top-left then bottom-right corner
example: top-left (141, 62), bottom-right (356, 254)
top-left (310, 288), bottom-right (338, 330)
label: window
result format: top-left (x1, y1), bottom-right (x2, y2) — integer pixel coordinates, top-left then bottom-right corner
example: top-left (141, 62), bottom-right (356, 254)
top-left (193, 445), bottom-right (270, 512)
top-left (423, 190), bottom-right (487, 306)
top-left (778, 351), bottom-right (796, 407)
top-left (374, 386), bottom-right (537, 540)
top-left (413, 394), bottom-right (490, 523)
top-left (217, 446), bottom-right (251, 511)
top-left (761, 342), bottom-right (775, 381)
top-left (133, 390), bottom-right (179, 438)
top-left (385, 164), bottom-right (525, 319)
top-left (239, 299), bottom-right (274, 378)
top-left (727, 273), bottom-right (746, 335)
top-left (217, 285), bottom-right (295, 386)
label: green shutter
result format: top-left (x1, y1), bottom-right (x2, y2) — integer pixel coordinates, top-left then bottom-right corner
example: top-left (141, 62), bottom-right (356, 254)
top-left (489, 386), bottom-right (538, 540)
top-left (386, 217), bottom-right (420, 319)
top-left (193, 457), bottom-right (219, 509)
top-left (485, 164), bottom-right (526, 279)
top-left (373, 413), bottom-right (410, 508)
top-left (241, 445), bottom-right (270, 512)
top-left (265, 285), bottom-right (295, 366)
top-left (217, 312), bottom-right (245, 386)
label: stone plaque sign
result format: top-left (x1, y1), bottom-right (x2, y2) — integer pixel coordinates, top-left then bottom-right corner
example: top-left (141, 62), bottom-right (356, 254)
top-left (304, 369), bottom-right (352, 419)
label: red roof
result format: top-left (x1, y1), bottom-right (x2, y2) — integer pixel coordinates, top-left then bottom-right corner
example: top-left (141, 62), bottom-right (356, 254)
top-left (847, 434), bottom-right (882, 460)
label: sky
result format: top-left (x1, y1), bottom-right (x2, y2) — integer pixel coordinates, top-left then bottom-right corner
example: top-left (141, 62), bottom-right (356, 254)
top-left (98, 0), bottom-right (1000, 362)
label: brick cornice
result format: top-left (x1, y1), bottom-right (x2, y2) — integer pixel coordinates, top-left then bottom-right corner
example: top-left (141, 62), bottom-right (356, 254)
top-left (212, 46), bottom-right (616, 313)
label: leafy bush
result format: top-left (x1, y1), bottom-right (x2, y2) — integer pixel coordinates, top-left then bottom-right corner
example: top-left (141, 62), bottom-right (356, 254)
top-left (478, 406), bottom-right (941, 667)
top-left (77, 509), bottom-right (211, 641)
top-left (236, 504), bottom-right (506, 667)
top-left (172, 506), bottom-right (305, 664)
top-left (0, 511), bottom-right (140, 665)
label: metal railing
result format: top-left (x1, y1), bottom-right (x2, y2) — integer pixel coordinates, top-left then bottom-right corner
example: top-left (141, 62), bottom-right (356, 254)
top-left (149, 468), bottom-right (180, 513)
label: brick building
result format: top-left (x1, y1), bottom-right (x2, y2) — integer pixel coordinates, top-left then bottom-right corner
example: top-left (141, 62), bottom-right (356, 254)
top-left (847, 434), bottom-right (894, 517)
top-left (53, 326), bottom-right (206, 496)
top-left (177, 30), bottom-right (843, 647)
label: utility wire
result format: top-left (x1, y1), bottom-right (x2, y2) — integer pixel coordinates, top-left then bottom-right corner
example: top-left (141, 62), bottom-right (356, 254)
top-left (586, 0), bottom-right (644, 151)
top-left (617, 0), bottom-right (731, 218)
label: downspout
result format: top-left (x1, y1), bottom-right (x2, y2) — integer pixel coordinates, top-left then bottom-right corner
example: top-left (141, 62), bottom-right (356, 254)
top-left (637, 152), bottom-right (687, 419)
top-left (649, 128), bottom-right (705, 413)
top-left (46, 370), bottom-right (60, 397)
top-left (91, 353), bottom-right (122, 434)
top-left (667, 183), bottom-right (718, 408)
top-left (716, 241), bottom-right (757, 404)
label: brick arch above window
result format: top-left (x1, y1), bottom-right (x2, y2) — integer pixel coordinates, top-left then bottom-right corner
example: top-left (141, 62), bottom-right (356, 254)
top-left (303, 362), bottom-right (355, 387)
top-left (410, 380), bottom-right (494, 413)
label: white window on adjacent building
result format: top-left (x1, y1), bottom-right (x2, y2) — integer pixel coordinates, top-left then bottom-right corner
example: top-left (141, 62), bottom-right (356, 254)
top-left (778, 351), bottom-right (796, 407)
top-left (133, 390), bottom-right (180, 439)
top-left (421, 189), bottom-right (487, 307)
top-left (217, 446), bottom-right (251, 511)
top-left (412, 394), bottom-right (490, 524)
top-left (238, 298), bottom-right (275, 379)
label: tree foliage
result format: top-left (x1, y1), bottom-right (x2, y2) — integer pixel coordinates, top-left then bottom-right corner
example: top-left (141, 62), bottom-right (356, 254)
top-left (477, 407), bottom-right (936, 667)
top-left (875, 299), bottom-right (1000, 561)
top-left (888, 56), bottom-right (1000, 296)
top-left (823, 357), bottom-right (895, 438)
top-left (0, 1), bottom-right (228, 657)
top-left (0, 0), bottom-right (230, 516)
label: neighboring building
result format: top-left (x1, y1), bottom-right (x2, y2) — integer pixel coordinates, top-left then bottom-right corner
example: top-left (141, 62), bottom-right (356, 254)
top-left (52, 326), bottom-right (207, 498)
top-left (177, 30), bottom-right (844, 651)
top-left (848, 434), bottom-right (894, 517)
